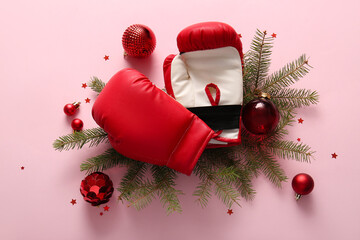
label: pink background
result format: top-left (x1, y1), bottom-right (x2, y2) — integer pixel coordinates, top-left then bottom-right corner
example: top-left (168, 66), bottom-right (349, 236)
top-left (1, 0), bottom-right (360, 239)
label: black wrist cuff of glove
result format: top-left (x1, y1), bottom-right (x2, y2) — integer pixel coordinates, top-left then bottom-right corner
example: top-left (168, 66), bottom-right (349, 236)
top-left (187, 105), bottom-right (242, 130)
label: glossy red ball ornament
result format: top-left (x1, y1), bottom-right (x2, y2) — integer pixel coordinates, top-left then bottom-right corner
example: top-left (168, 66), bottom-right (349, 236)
top-left (63, 102), bottom-right (80, 116)
top-left (241, 95), bottom-right (280, 135)
top-left (292, 173), bottom-right (314, 200)
top-left (71, 118), bottom-right (83, 131)
top-left (80, 172), bottom-right (114, 206)
top-left (122, 24), bottom-right (156, 57)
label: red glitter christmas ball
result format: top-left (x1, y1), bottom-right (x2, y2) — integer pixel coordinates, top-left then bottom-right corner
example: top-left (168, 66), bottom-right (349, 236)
top-left (80, 172), bottom-right (114, 206)
top-left (71, 118), bottom-right (83, 131)
top-left (241, 96), bottom-right (279, 135)
top-left (122, 24), bottom-right (156, 57)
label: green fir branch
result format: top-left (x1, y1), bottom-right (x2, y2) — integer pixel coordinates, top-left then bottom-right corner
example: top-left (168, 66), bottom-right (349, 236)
top-left (243, 29), bottom-right (274, 91)
top-left (89, 76), bottom-right (106, 94)
top-left (257, 149), bottom-right (288, 187)
top-left (80, 148), bottom-right (136, 174)
top-left (118, 162), bottom-right (149, 200)
top-left (151, 166), bottom-right (183, 214)
top-left (193, 177), bottom-right (212, 208)
top-left (193, 160), bottom-right (241, 208)
top-left (125, 166), bottom-right (183, 214)
top-left (126, 179), bottom-right (158, 211)
top-left (261, 54), bottom-right (311, 92)
top-left (232, 164), bottom-right (256, 201)
top-left (199, 147), bottom-right (256, 201)
top-left (270, 88), bottom-right (319, 108)
top-left (241, 147), bottom-right (287, 188)
top-left (53, 127), bottom-right (108, 151)
top-left (241, 147), bottom-right (263, 178)
top-left (213, 176), bottom-right (242, 208)
top-left (267, 140), bottom-right (314, 162)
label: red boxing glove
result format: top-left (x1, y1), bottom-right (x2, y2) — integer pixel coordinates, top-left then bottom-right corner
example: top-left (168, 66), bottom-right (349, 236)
top-left (92, 68), bottom-right (214, 175)
top-left (163, 22), bottom-right (244, 148)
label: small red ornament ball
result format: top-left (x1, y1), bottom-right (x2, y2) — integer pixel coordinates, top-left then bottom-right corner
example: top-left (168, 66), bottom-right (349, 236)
top-left (71, 118), bottom-right (83, 131)
top-left (63, 102), bottom-right (80, 116)
top-left (122, 24), bottom-right (156, 57)
top-left (80, 172), bottom-right (114, 206)
top-left (241, 97), bottom-right (280, 135)
top-left (292, 173), bottom-right (314, 200)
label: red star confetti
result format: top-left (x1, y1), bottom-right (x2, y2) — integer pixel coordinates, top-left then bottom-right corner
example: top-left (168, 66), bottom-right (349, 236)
top-left (82, 83), bottom-right (87, 89)
top-left (100, 212), bottom-right (104, 216)
top-left (21, 166), bottom-right (24, 170)
top-left (271, 33), bottom-right (277, 38)
top-left (104, 55), bottom-right (109, 61)
top-left (227, 209), bottom-right (233, 215)
top-left (85, 98), bottom-right (91, 103)
top-left (103, 205), bottom-right (110, 211)
top-left (298, 118), bottom-right (304, 124)
top-left (238, 34), bottom-right (242, 38)
top-left (297, 138), bottom-right (301, 142)
top-left (331, 153), bottom-right (338, 159)
top-left (70, 199), bottom-right (77, 205)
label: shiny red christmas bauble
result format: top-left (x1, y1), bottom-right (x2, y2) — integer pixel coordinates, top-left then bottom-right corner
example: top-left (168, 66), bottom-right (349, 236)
top-left (292, 173), bottom-right (314, 199)
top-left (241, 97), bottom-right (280, 135)
top-left (63, 102), bottom-right (80, 116)
top-left (80, 172), bottom-right (114, 206)
top-left (71, 118), bottom-right (83, 131)
top-left (122, 24), bottom-right (156, 57)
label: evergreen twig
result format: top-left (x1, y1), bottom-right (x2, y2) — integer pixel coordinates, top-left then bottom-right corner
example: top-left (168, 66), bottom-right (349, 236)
top-left (151, 166), bottom-right (183, 214)
top-left (80, 148), bottom-right (135, 174)
top-left (118, 162), bottom-right (148, 200)
top-left (125, 179), bottom-right (158, 211)
top-left (261, 54), bottom-right (311, 92)
top-left (125, 166), bottom-right (183, 214)
top-left (270, 88), bottom-right (319, 108)
top-left (267, 140), bottom-right (314, 162)
top-left (89, 76), bottom-right (106, 94)
top-left (243, 29), bottom-right (274, 98)
top-left (53, 127), bottom-right (108, 151)
top-left (193, 159), bottom-right (241, 208)
top-left (255, 149), bottom-right (288, 187)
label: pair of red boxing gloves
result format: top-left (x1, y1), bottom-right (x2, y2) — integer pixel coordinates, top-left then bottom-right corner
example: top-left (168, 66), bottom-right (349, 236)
top-left (92, 22), bottom-right (244, 175)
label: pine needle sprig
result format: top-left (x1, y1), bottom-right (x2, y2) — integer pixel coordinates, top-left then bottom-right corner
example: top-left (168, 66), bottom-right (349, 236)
top-left (270, 88), bottom-right (319, 108)
top-left (151, 166), bottom-right (183, 214)
top-left (256, 149), bottom-right (288, 187)
top-left (261, 54), bottom-right (311, 92)
top-left (118, 162), bottom-right (149, 201)
top-left (267, 140), bottom-right (314, 162)
top-left (199, 147), bottom-right (256, 201)
top-left (243, 29), bottom-right (274, 95)
top-left (193, 159), bottom-right (241, 208)
top-left (89, 76), bottom-right (106, 94)
top-left (80, 148), bottom-right (136, 174)
top-left (193, 177), bottom-right (212, 208)
top-left (126, 166), bottom-right (183, 214)
top-left (125, 179), bottom-right (158, 211)
top-left (53, 127), bottom-right (108, 151)
top-left (232, 164), bottom-right (256, 201)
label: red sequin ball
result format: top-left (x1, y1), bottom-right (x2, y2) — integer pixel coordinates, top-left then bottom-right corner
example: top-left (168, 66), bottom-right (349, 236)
top-left (80, 172), bottom-right (114, 206)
